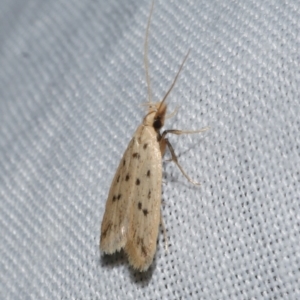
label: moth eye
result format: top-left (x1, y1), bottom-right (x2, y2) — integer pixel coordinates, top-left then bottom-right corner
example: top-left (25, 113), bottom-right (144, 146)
top-left (153, 118), bottom-right (162, 129)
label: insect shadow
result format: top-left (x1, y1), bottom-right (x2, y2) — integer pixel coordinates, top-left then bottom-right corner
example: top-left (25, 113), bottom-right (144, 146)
top-left (100, 250), bottom-right (127, 270)
top-left (129, 259), bottom-right (156, 285)
top-left (100, 249), bottom-right (156, 284)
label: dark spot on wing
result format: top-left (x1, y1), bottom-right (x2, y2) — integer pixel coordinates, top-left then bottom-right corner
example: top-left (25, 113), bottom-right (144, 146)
top-left (125, 173), bottom-right (130, 181)
top-left (143, 209), bottom-right (148, 216)
top-left (147, 170), bottom-right (151, 177)
top-left (143, 143), bottom-right (148, 149)
top-left (117, 175), bottom-right (120, 183)
top-left (141, 245), bottom-right (148, 257)
top-left (138, 202), bottom-right (142, 210)
top-left (132, 153), bottom-right (140, 159)
top-left (136, 236), bottom-right (143, 246)
top-left (136, 237), bottom-right (147, 257)
top-left (117, 194), bottom-right (122, 200)
top-left (112, 195), bottom-right (117, 202)
top-left (148, 190), bottom-right (151, 199)
top-left (101, 222), bottom-right (112, 240)
top-left (136, 178), bottom-right (140, 185)
top-left (123, 159), bottom-right (126, 166)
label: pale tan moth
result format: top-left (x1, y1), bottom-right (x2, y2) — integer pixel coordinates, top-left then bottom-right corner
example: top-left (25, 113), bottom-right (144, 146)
top-left (100, 1), bottom-right (208, 271)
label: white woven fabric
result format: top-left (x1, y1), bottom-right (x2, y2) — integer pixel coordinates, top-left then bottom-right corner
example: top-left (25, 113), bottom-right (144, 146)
top-left (1, 0), bottom-right (299, 299)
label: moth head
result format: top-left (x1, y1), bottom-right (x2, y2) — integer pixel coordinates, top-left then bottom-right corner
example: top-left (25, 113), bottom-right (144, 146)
top-left (153, 101), bottom-right (167, 130)
top-left (143, 101), bottom-right (167, 130)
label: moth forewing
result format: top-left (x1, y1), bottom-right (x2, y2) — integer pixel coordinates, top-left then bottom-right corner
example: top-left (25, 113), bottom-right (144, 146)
top-left (124, 122), bottom-right (163, 271)
top-left (100, 137), bottom-right (140, 254)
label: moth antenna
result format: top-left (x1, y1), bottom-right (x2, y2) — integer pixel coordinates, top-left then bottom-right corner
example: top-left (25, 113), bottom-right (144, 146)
top-left (158, 49), bottom-right (190, 111)
top-left (144, 0), bottom-right (155, 103)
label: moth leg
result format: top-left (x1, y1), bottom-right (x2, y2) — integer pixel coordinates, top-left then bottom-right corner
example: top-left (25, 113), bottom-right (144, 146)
top-left (161, 127), bottom-right (209, 140)
top-left (160, 127), bottom-right (209, 182)
top-left (160, 210), bottom-right (168, 252)
top-left (159, 135), bottom-right (167, 156)
top-left (164, 138), bottom-right (201, 186)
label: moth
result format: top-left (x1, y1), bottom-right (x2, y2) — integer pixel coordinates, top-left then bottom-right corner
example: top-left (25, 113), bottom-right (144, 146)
top-left (100, 1), bottom-right (207, 271)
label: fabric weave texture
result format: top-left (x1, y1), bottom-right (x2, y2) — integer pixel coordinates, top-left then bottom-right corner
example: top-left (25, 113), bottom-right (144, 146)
top-left (0, 0), bottom-right (299, 299)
